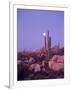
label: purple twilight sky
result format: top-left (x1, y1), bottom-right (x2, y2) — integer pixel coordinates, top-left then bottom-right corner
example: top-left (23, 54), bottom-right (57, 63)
top-left (17, 8), bottom-right (64, 52)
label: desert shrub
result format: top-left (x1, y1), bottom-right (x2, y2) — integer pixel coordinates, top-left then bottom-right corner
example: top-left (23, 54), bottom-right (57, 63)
top-left (17, 62), bottom-right (30, 80)
top-left (17, 52), bottom-right (23, 60)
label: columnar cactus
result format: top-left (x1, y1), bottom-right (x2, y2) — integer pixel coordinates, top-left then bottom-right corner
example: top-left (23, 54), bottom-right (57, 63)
top-left (47, 31), bottom-right (51, 60)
